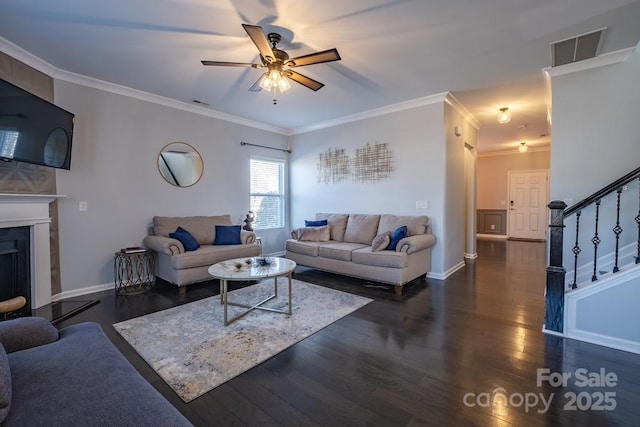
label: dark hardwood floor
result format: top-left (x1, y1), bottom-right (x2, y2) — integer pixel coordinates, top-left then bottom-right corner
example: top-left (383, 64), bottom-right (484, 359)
top-left (56, 239), bottom-right (640, 426)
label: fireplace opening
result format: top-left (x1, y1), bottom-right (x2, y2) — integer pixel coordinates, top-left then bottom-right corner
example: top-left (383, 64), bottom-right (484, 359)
top-left (0, 226), bottom-right (31, 317)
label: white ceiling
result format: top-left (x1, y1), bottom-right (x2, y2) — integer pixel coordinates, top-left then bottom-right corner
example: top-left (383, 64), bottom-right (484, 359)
top-left (1, 0), bottom-right (639, 152)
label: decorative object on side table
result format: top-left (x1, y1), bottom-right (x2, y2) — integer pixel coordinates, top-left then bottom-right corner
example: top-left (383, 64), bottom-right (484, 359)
top-left (242, 210), bottom-right (256, 231)
top-left (114, 249), bottom-right (155, 295)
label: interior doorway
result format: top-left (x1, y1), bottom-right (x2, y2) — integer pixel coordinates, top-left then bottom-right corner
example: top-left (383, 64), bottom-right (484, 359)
top-left (507, 170), bottom-right (549, 240)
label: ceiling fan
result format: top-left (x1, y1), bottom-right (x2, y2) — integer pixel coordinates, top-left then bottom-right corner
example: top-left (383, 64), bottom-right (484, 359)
top-left (201, 24), bottom-right (341, 102)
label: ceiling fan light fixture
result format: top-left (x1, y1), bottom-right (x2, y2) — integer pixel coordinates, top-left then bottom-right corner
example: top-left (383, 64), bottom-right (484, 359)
top-left (277, 76), bottom-right (291, 92)
top-left (519, 142), bottom-right (528, 152)
top-left (259, 73), bottom-right (273, 91)
top-left (497, 107), bottom-right (512, 124)
top-left (259, 69), bottom-right (291, 93)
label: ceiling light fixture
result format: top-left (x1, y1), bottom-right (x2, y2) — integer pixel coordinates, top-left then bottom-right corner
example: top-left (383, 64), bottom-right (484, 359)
top-left (497, 107), bottom-right (512, 124)
top-left (519, 142), bottom-right (528, 152)
top-left (201, 25), bottom-right (340, 106)
top-left (259, 65), bottom-right (291, 105)
top-left (259, 68), bottom-right (291, 93)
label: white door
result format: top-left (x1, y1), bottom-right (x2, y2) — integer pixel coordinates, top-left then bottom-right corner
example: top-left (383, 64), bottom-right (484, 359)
top-left (508, 170), bottom-right (549, 240)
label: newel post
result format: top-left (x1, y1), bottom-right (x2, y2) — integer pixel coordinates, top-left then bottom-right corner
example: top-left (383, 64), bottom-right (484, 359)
top-left (545, 200), bottom-right (567, 333)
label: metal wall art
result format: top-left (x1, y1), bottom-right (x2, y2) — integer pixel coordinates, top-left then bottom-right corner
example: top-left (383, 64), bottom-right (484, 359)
top-left (317, 142), bottom-right (393, 184)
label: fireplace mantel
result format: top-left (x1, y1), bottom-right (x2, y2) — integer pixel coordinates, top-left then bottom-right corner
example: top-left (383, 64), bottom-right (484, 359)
top-left (0, 193), bottom-right (65, 309)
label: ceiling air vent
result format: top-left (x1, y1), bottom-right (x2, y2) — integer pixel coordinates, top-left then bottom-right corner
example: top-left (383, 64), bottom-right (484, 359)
top-left (551, 28), bottom-right (606, 67)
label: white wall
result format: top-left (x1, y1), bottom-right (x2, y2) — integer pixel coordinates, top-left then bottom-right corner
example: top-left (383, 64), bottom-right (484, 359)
top-left (289, 98), bottom-right (476, 277)
top-left (549, 45), bottom-right (640, 271)
top-left (550, 45), bottom-right (640, 202)
top-left (54, 81), bottom-right (288, 296)
top-left (444, 102), bottom-right (478, 269)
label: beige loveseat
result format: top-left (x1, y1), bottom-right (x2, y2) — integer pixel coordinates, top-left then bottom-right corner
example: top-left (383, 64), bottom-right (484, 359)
top-left (143, 215), bottom-right (260, 296)
top-left (285, 213), bottom-right (436, 295)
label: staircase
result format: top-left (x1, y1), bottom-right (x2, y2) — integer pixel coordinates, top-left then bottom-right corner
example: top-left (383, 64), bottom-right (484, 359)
top-left (544, 166), bottom-right (640, 354)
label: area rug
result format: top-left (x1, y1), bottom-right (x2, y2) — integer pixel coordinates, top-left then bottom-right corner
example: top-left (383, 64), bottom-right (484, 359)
top-left (113, 279), bottom-right (372, 402)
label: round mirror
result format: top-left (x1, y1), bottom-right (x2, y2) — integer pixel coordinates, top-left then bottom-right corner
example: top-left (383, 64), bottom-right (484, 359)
top-left (157, 142), bottom-right (204, 187)
top-left (43, 128), bottom-right (69, 168)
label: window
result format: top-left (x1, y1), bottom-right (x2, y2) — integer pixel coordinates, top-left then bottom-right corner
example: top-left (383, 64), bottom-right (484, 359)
top-left (250, 158), bottom-right (285, 229)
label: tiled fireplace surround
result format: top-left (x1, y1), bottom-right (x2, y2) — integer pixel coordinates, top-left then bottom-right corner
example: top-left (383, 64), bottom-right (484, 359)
top-left (0, 193), bottom-right (63, 308)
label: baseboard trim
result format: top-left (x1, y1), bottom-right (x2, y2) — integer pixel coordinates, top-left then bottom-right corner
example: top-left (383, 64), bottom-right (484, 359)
top-left (542, 326), bottom-right (566, 337)
top-left (52, 283), bottom-right (113, 301)
top-left (427, 261), bottom-right (465, 280)
top-left (566, 329), bottom-right (640, 355)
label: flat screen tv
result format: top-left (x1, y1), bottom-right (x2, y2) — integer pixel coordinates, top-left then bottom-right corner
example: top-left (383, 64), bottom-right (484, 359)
top-left (0, 77), bottom-right (74, 170)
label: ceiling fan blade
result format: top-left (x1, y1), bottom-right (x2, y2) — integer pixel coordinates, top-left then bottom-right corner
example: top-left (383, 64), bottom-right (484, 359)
top-left (285, 70), bottom-right (325, 91)
top-left (242, 24), bottom-right (276, 63)
top-left (286, 48), bottom-right (341, 68)
top-left (201, 60), bottom-right (262, 68)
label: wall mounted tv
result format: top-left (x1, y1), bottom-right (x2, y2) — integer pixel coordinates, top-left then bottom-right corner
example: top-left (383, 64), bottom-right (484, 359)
top-left (0, 77), bottom-right (74, 170)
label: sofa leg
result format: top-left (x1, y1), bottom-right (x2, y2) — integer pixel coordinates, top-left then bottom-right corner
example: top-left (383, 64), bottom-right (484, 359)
top-left (178, 287), bottom-right (186, 299)
top-left (394, 285), bottom-right (403, 296)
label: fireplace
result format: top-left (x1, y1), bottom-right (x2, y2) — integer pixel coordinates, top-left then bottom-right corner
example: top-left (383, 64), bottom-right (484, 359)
top-left (0, 226), bottom-right (30, 316)
top-left (0, 193), bottom-right (64, 309)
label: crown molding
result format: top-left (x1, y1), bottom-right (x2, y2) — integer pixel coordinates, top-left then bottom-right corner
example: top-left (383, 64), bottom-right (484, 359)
top-left (290, 92), bottom-right (449, 135)
top-left (543, 46), bottom-right (634, 78)
top-left (55, 70), bottom-right (289, 134)
top-left (0, 37), bottom-right (289, 135)
top-left (478, 145), bottom-right (550, 157)
top-left (445, 93), bottom-right (481, 129)
top-left (0, 37), bottom-right (58, 77)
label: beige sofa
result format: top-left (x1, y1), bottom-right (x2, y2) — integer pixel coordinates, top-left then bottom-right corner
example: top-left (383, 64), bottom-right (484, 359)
top-left (285, 213), bottom-right (436, 295)
top-left (143, 215), bottom-right (260, 296)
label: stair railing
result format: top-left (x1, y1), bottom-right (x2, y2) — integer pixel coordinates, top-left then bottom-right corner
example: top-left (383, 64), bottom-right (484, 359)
top-left (545, 165), bottom-right (640, 333)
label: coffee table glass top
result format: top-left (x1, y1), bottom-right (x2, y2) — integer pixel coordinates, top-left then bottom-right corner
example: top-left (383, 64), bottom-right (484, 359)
top-left (208, 257), bottom-right (296, 281)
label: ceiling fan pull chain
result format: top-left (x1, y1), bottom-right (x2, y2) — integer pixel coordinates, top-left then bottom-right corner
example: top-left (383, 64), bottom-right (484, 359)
top-left (272, 87), bottom-right (278, 105)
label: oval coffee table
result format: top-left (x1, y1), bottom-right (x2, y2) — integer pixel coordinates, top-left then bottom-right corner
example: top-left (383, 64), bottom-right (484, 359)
top-left (208, 257), bottom-right (296, 326)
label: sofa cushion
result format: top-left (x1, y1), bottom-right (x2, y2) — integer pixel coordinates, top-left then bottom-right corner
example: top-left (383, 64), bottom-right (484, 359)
top-left (0, 343), bottom-right (10, 423)
top-left (315, 213), bottom-right (349, 242)
top-left (153, 215), bottom-right (232, 245)
top-left (285, 240), bottom-right (325, 257)
top-left (213, 225), bottom-right (242, 245)
top-left (169, 227), bottom-right (200, 251)
top-left (352, 247), bottom-right (408, 268)
top-left (298, 225), bottom-right (330, 242)
top-left (171, 244), bottom-right (256, 269)
top-left (371, 232), bottom-right (391, 252)
top-left (378, 214), bottom-right (428, 236)
top-left (0, 317), bottom-right (59, 354)
top-left (386, 226), bottom-right (408, 250)
top-left (304, 219), bottom-right (328, 227)
top-left (343, 214), bottom-right (381, 245)
top-left (318, 242), bottom-right (368, 261)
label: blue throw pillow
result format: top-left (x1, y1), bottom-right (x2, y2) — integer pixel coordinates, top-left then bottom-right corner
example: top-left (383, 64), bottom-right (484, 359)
top-left (169, 226), bottom-right (200, 251)
top-left (305, 219), bottom-right (328, 227)
top-left (386, 225), bottom-right (408, 250)
top-left (214, 225), bottom-right (242, 245)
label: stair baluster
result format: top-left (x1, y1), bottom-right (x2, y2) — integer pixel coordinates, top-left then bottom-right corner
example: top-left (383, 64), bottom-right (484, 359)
top-left (571, 211), bottom-right (581, 289)
top-left (591, 200), bottom-right (601, 282)
top-left (613, 188), bottom-right (623, 273)
top-left (636, 176), bottom-right (640, 264)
